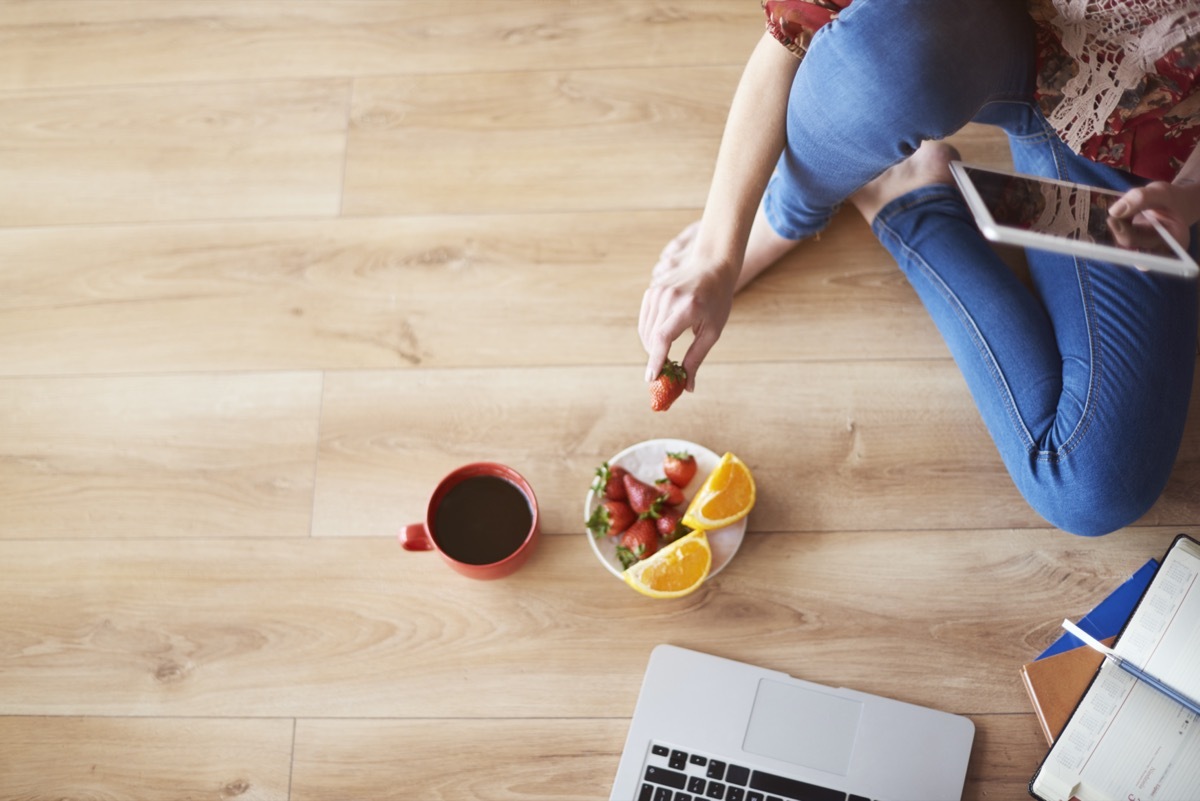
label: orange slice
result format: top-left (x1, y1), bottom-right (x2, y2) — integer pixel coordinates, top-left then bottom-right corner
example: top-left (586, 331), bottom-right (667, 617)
top-left (681, 452), bottom-right (755, 530)
top-left (623, 531), bottom-right (712, 599)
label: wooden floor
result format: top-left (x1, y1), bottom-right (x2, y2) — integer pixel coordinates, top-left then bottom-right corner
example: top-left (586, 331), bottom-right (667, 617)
top-left (1, 2), bottom-right (1197, 799)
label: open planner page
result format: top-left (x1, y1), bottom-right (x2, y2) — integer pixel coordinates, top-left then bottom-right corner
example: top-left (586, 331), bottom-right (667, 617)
top-left (1032, 536), bottom-right (1200, 801)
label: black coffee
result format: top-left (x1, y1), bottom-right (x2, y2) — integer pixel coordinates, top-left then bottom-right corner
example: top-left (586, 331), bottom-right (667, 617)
top-left (433, 475), bottom-right (533, 565)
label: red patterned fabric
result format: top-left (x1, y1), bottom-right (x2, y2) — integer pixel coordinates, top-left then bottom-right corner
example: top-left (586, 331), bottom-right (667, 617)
top-left (1030, 5), bottom-right (1200, 182)
top-left (762, 0), bottom-right (851, 57)
top-left (761, 0), bottom-right (1200, 182)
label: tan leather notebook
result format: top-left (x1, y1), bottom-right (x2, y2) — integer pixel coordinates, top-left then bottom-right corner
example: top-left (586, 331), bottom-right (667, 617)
top-left (1019, 637), bottom-right (1113, 744)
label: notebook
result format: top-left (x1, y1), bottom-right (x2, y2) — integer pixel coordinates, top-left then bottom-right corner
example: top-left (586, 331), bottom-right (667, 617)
top-left (609, 645), bottom-right (975, 801)
top-left (1021, 559), bottom-right (1157, 745)
top-left (1029, 534), bottom-right (1200, 801)
top-left (1037, 559), bottom-right (1157, 660)
top-left (1021, 638), bottom-right (1111, 744)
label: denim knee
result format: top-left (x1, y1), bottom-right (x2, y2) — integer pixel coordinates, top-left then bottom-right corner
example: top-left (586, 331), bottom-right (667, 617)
top-left (1016, 457), bottom-right (1172, 538)
top-left (765, 0), bottom-right (1034, 240)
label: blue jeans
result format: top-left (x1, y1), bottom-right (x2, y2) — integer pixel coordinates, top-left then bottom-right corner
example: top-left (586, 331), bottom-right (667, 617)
top-left (762, 0), bottom-right (1199, 536)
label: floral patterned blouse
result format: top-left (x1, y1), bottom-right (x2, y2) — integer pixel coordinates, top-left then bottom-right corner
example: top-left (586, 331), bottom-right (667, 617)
top-left (762, 0), bottom-right (1200, 182)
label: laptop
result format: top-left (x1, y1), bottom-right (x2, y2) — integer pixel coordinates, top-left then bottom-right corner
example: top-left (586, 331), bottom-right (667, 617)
top-left (609, 645), bottom-right (975, 801)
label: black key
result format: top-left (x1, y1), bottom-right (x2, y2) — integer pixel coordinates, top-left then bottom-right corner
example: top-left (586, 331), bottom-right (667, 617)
top-left (639, 783), bottom-right (654, 801)
top-left (766, 797), bottom-right (783, 801)
top-left (727, 788), bottom-right (745, 801)
top-left (673, 793), bottom-right (693, 801)
top-left (645, 765), bottom-right (688, 790)
top-left (707, 760), bottom-right (727, 780)
top-left (690, 754), bottom-right (709, 767)
top-left (670, 750), bottom-right (689, 770)
top-left (750, 770), bottom-right (845, 801)
top-left (747, 793), bottom-right (765, 801)
top-left (706, 780), bottom-right (727, 799)
top-left (655, 788), bottom-right (673, 801)
top-left (688, 776), bottom-right (707, 794)
top-left (848, 796), bottom-right (870, 801)
top-left (653, 744), bottom-right (670, 757)
top-left (726, 765), bottom-right (750, 787)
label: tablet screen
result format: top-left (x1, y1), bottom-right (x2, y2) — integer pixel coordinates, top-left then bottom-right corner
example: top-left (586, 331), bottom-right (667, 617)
top-left (961, 166), bottom-right (1177, 258)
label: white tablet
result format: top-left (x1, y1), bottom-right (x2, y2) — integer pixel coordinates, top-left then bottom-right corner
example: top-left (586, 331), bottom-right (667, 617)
top-left (949, 161), bottom-right (1198, 278)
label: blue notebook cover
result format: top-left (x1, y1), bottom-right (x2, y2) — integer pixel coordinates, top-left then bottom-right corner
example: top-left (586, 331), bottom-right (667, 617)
top-left (1037, 558), bottom-right (1158, 660)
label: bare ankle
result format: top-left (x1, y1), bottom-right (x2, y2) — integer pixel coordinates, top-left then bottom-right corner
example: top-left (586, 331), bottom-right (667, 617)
top-left (851, 141), bottom-right (959, 224)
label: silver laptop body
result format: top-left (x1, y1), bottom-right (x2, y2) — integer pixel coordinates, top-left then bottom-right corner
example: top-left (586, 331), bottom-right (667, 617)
top-left (610, 645), bottom-right (975, 801)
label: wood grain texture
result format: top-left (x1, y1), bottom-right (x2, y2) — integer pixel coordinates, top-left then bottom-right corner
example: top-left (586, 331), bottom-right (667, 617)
top-left (0, 530), bottom-right (1178, 720)
top-left (0, 1), bottom-right (762, 91)
top-left (292, 714), bottom-right (1044, 801)
top-left (0, 79), bottom-right (349, 226)
top-left (1, 1), bottom-right (1195, 798)
top-left (0, 373), bottom-right (322, 538)
top-left (0, 716), bottom-right (293, 801)
top-left (313, 359), bottom-right (1200, 538)
top-left (0, 209), bottom-right (956, 376)
top-left (344, 66), bottom-right (737, 216)
top-left (314, 361), bottom-right (1019, 538)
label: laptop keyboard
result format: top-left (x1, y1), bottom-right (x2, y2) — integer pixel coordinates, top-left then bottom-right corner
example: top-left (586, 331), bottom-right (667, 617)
top-left (636, 742), bottom-right (878, 801)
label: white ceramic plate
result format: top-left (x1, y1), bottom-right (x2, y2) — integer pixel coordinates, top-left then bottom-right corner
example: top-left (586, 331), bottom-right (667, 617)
top-left (584, 438), bottom-right (747, 581)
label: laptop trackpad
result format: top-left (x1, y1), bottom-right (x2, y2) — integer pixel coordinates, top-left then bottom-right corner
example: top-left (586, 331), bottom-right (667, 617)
top-left (743, 679), bottom-right (862, 776)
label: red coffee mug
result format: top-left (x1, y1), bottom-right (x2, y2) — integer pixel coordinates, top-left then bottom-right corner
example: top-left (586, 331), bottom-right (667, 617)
top-left (400, 462), bottom-right (539, 580)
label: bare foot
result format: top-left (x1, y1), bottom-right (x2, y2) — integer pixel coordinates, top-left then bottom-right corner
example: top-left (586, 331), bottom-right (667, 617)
top-left (850, 140), bottom-right (959, 225)
top-left (655, 207), bottom-right (801, 295)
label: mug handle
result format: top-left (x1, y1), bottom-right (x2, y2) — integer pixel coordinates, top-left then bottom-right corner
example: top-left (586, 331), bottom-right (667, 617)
top-left (400, 523), bottom-right (433, 551)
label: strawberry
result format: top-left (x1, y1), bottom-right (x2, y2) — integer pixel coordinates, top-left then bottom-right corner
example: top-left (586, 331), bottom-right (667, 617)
top-left (663, 450), bottom-right (697, 487)
top-left (616, 518), bottom-right (659, 568)
top-left (623, 473), bottom-right (662, 515)
top-left (592, 462), bottom-right (628, 501)
top-left (654, 477), bottom-right (685, 507)
top-left (649, 360), bottom-right (687, 412)
top-left (587, 499), bottom-right (636, 539)
top-left (655, 506), bottom-right (690, 543)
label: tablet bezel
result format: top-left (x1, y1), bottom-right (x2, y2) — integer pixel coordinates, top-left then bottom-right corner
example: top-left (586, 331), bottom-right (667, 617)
top-left (949, 160), bottom-right (1199, 278)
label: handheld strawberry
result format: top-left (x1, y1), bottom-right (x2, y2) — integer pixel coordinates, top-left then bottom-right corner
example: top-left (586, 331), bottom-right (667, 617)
top-left (649, 360), bottom-right (687, 412)
top-left (663, 450), bottom-right (697, 486)
top-left (616, 518), bottom-right (659, 568)
top-left (587, 499), bottom-right (636, 539)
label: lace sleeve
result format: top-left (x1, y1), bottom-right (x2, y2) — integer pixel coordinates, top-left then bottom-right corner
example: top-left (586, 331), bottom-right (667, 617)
top-left (1031, 0), bottom-right (1200, 180)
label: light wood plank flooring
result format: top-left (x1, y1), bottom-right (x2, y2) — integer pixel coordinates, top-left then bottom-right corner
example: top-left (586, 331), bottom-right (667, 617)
top-left (1, 2), bottom-right (1197, 799)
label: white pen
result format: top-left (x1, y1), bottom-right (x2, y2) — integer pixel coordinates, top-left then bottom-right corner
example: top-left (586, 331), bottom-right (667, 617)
top-left (1061, 619), bottom-right (1200, 718)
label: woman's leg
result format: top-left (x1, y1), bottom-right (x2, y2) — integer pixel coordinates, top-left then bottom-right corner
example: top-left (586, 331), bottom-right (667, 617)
top-left (761, 0), bottom-right (1034, 241)
top-left (860, 135), bottom-right (1198, 536)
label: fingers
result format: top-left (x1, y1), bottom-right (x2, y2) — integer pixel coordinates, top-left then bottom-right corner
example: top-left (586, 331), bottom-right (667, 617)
top-left (1109, 182), bottom-right (1170, 219)
top-left (1107, 188), bottom-right (1141, 220)
top-left (639, 221), bottom-right (734, 389)
top-left (641, 222), bottom-right (703, 380)
top-left (642, 288), bottom-right (728, 389)
top-left (1106, 182), bottom-right (1193, 251)
top-left (640, 289), bottom-right (670, 382)
top-left (641, 292), bottom-right (694, 382)
top-left (681, 326), bottom-right (721, 392)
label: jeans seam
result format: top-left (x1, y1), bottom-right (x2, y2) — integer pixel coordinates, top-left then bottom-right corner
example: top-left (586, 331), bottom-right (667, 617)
top-left (873, 208), bottom-right (1037, 452)
top-left (1030, 115), bottom-right (1101, 465)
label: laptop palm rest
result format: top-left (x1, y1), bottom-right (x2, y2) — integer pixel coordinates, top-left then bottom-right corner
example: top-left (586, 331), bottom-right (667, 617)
top-left (743, 678), bottom-right (863, 776)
